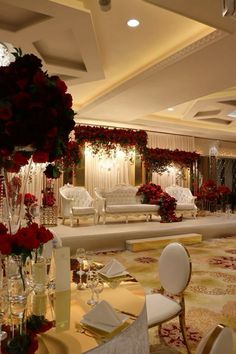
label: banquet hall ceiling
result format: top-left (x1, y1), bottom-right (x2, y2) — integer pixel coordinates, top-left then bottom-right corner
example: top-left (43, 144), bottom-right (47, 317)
top-left (1, 0), bottom-right (236, 141)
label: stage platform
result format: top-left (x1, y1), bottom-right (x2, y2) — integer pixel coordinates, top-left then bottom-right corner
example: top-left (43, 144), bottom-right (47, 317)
top-left (48, 213), bottom-right (236, 254)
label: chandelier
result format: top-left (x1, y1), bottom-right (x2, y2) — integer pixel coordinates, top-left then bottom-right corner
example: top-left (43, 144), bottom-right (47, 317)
top-left (0, 42), bottom-right (11, 66)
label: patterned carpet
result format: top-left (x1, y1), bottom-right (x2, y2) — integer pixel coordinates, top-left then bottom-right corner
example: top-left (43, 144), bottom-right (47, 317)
top-left (92, 236), bottom-right (236, 353)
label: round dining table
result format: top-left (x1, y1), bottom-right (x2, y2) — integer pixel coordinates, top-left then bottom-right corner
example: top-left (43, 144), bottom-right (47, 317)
top-left (36, 273), bottom-right (149, 354)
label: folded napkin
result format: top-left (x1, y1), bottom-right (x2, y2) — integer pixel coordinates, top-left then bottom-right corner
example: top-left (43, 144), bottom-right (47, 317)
top-left (98, 259), bottom-right (126, 278)
top-left (81, 300), bottom-right (127, 332)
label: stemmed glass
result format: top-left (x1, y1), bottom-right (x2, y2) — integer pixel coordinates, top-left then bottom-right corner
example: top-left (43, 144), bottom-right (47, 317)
top-left (86, 272), bottom-right (99, 306)
top-left (93, 279), bottom-right (104, 304)
top-left (85, 251), bottom-right (94, 276)
top-left (76, 248), bottom-right (86, 290)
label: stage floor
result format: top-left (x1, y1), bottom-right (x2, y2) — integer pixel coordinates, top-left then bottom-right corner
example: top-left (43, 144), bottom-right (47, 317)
top-left (49, 213), bottom-right (236, 253)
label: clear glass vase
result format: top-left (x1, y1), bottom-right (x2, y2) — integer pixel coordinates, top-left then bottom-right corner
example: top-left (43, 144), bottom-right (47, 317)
top-left (1, 158), bottom-right (32, 235)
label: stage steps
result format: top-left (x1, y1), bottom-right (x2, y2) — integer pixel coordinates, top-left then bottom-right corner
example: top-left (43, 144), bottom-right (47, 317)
top-left (126, 233), bottom-right (202, 252)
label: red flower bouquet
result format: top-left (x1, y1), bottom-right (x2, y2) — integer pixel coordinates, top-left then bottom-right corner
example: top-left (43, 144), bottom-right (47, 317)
top-left (0, 48), bottom-right (75, 172)
top-left (137, 183), bottom-right (182, 223)
top-left (0, 222), bottom-right (53, 262)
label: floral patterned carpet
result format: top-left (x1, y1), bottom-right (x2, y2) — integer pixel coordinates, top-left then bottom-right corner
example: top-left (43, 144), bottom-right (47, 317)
top-left (92, 236), bottom-right (236, 353)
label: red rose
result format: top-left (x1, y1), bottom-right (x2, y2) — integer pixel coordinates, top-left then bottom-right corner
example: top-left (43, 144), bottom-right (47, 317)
top-left (33, 71), bottom-right (46, 86)
top-left (55, 78), bottom-right (67, 93)
top-left (33, 152), bottom-right (49, 163)
top-left (12, 152), bottom-right (29, 166)
top-left (14, 227), bottom-right (40, 250)
top-left (0, 106), bottom-right (12, 120)
top-left (0, 234), bottom-right (12, 255)
top-left (64, 93), bottom-right (73, 108)
top-left (0, 223), bottom-right (8, 234)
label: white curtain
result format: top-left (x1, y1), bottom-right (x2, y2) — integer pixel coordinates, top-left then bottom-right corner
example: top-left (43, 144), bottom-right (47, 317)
top-left (147, 132), bottom-right (195, 189)
top-left (85, 151), bottom-right (131, 196)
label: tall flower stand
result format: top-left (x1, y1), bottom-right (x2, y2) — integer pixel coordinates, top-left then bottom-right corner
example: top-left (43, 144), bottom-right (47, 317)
top-left (40, 206), bottom-right (58, 226)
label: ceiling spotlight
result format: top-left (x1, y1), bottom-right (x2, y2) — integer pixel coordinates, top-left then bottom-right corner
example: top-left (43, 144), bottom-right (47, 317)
top-left (167, 107), bottom-right (174, 111)
top-left (98, 0), bottom-right (111, 12)
top-left (127, 19), bottom-right (140, 27)
top-left (222, 0), bottom-right (236, 17)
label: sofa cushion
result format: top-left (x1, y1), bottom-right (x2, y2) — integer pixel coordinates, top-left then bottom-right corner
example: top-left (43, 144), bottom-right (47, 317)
top-left (176, 203), bottom-right (197, 210)
top-left (106, 204), bottom-right (159, 213)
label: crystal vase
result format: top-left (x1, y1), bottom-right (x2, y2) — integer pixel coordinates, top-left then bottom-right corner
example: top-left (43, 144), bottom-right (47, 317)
top-left (1, 158), bottom-right (32, 235)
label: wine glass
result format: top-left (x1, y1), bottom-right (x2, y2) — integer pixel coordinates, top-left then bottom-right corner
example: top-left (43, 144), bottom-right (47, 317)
top-left (75, 248), bottom-right (86, 290)
top-left (85, 250), bottom-right (94, 275)
top-left (94, 279), bottom-right (104, 304)
top-left (86, 272), bottom-right (99, 306)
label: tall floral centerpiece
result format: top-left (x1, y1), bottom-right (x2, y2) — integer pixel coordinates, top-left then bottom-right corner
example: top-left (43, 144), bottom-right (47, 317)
top-left (0, 48), bottom-right (75, 352)
top-left (0, 48), bottom-right (75, 233)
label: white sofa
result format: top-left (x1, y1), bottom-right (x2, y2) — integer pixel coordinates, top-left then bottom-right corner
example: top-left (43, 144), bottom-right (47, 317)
top-left (59, 184), bottom-right (97, 226)
top-left (165, 185), bottom-right (198, 218)
top-left (94, 184), bottom-right (159, 224)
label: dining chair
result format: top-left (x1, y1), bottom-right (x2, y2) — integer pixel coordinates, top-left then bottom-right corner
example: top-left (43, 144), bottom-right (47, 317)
top-left (195, 323), bottom-right (233, 354)
top-left (146, 242), bottom-right (192, 354)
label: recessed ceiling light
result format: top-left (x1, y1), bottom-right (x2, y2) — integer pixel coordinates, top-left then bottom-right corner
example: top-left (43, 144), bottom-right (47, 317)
top-left (127, 19), bottom-right (140, 28)
top-left (167, 107), bottom-right (174, 111)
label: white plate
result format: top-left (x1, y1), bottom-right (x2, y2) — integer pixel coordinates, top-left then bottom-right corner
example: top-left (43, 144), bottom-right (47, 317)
top-left (80, 312), bottom-right (128, 333)
top-left (98, 270), bottom-right (129, 279)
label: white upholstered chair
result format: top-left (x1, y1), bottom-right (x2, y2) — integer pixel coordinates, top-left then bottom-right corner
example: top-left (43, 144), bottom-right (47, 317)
top-left (59, 184), bottom-right (97, 226)
top-left (165, 185), bottom-right (198, 218)
top-left (195, 324), bottom-right (233, 354)
top-left (146, 242), bottom-right (192, 354)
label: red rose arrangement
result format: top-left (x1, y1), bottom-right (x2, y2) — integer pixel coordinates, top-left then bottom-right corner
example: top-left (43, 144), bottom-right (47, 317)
top-left (196, 180), bottom-right (231, 211)
top-left (0, 222), bottom-right (53, 262)
top-left (0, 48), bottom-right (75, 172)
top-left (137, 183), bottom-right (182, 223)
top-left (42, 188), bottom-right (56, 207)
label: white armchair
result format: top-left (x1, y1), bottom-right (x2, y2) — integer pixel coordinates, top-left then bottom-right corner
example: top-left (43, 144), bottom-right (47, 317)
top-left (165, 185), bottom-right (197, 218)
top-left (59, 184), bottom-right (97, 226)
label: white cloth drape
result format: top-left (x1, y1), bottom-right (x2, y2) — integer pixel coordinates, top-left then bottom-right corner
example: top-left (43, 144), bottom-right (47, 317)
top-left (85, 153), bottom-right (130, 196)
top-left (147, 132), bottom-right (195, 189)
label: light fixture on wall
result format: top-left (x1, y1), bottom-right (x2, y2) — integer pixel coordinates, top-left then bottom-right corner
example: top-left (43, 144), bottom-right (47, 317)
top-left (98, 0), bottom-right (111, 11)
top-left (222, 0), bottom-right (236, 17)
top-left (0, 42), bottom-right (11, 67)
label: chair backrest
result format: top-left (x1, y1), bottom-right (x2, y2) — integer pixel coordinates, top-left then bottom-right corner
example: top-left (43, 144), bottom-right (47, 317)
top-left (165, 186), bottom-right (193, 204)
top-left (195, 324), bottom-right (233, 354)
top-left (60, 184), bottom-right (93, 207)
top-left (159, 242), bottom-right (191, 295)
top-left (104, 185), bottom-right (140, 205)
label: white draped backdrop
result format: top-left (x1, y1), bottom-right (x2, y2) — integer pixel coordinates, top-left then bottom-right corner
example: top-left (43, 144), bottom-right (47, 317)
top-left (20, 132), bottom-right (196, 206)
top-left (147, 132), bottom-right (195, 190)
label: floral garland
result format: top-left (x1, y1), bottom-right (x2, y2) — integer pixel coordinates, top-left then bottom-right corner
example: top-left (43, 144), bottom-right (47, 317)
top-left (137, 183), bottom-right (182, 223)
top-left (74, 124), bottom-right (147, 156)
top-left (143, 148), bottom-right (200, 173)
top-left (0, 48), bottom-right (75, 172)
